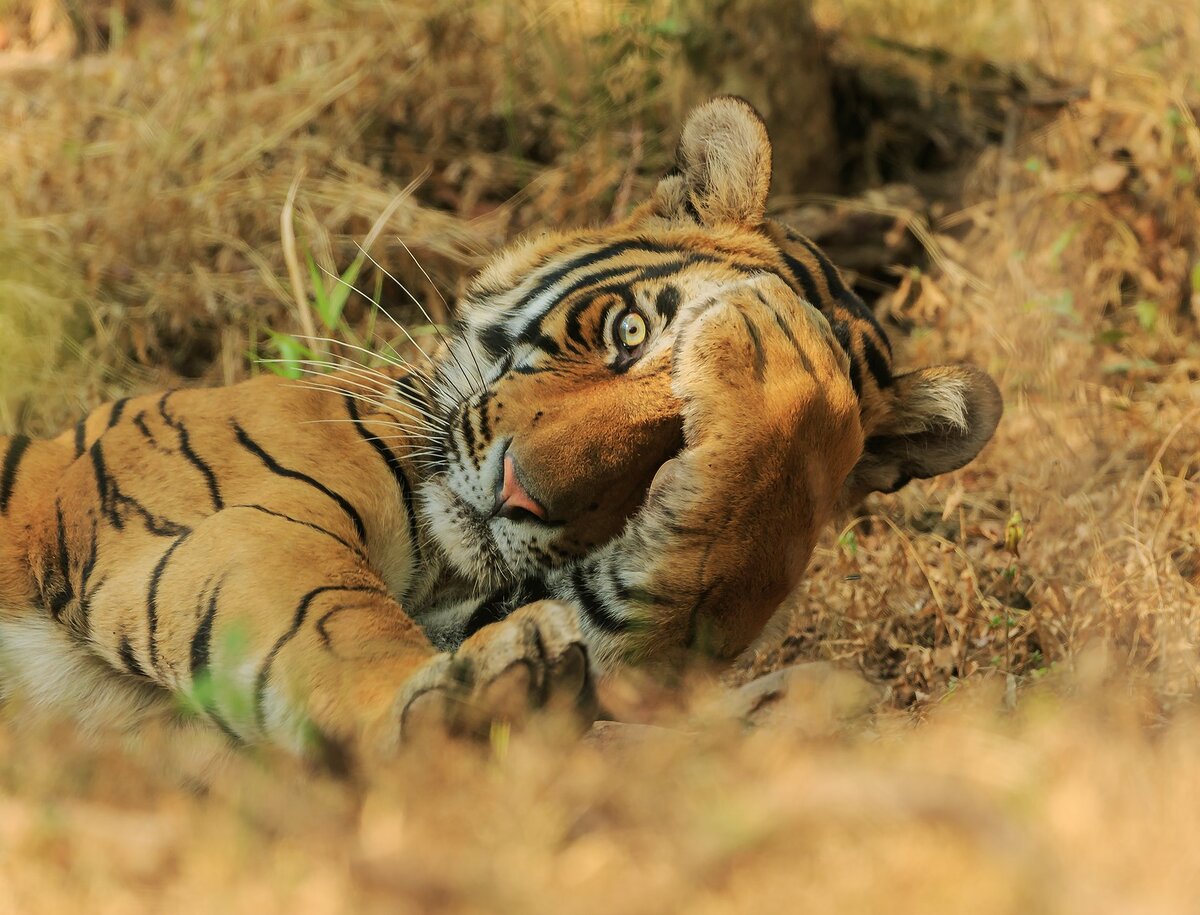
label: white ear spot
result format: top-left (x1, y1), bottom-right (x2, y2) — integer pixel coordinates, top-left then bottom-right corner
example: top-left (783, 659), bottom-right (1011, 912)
top-left (676, 97), bottom-right (772, 226)
top-left (897, 376), bottom-right (970, 434)
top-left (849, 363), bottom-right (1002, 498)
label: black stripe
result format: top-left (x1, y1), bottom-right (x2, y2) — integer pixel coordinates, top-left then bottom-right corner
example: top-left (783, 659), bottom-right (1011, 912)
top-left (0, 435), bottom-right (31, 514)
top-left (89, 441), bottom-right (116, 527)
top-left (89, 440), bottom-right (187, 536)
top-left (829, 318), bottom-right (862, 398)
top-left (780, 252), bottom-right (823, 308)
top-left (571, 563), bottom-right (627, 633)
top-left (608, 563), bottom-right (633, 604)
top-left (119, 634), bottom-right (150, 679)
top-left (555, 259), bottom-right (709, 350)
top-left (48, 501), bottom-right (73, 619)
top-left (229, 504), bottom-right (366, 560)
top-left (654, 285), bottom-right (681, 323)
top-left (520, 576), bottom-right (553, 605)
top-left (133, 412), bottom-right (156, 444)
top-left (343, 397), bottom-right (421, 565)
top-left (488, 242), bottom-right (747, 362)
top-left (523, 332), bottom-right (562, 357)
top-left (479, 322), bottom-right (513, 360)
top-left (738, 311), bottom-right (767, 381)
top-left (254, 586), bottom-right (382, 729)
top-left (393, 374), bottom-right (427, 412)
top-left (796, 236), bottom-right (849, 299)
top-left (147, 530), bottom-right (193, 671)
top-left (77, 519), bottom-right (100, 637)
top-left (187, 577), bottom-right (244, 744)
top-left (159, 394), bottom-right (224, 510)
top-left (232, 421), bottom-right (367, 546)
top-left (565, 291), bottom-right (612, 350)
top-left (511, 241), bottom-right (713, 343)
top-left (768, 301), bottom-right (801, 353)
top-left (795, 225), bottom-right (892, 356)
top-left (314, 604), bottom-right (349, 650)
top-left (589, 287), bottom-right (637, 351)
top-left (477, 391), bottom-right (493, 442)
top-left (73, 420), bottom-right (87, 458)
top-left (106, 397), bottom-right (129, 428)
top-left (520, 239), bottom-right (677, 311)
top-left (79, 516), bottom-right (98, 594)
top-left (461, 577), bottom-right (553, 639)
top-left (209, 715), bottom-right (243, 746)
top-left (764, 298), bottom-right (816, 374)
top-left (839, 289), bottom-right (892, 356)
top-left (562, 271), bottom-right (639, 348)
top-left (190, 579), bottom-right (222, 677)
top-left (463, 588), bottom-right (515, 638)
top-left (78, 573), bottom-right (106, 637)
top-left (459, 403), bottom-right (476, 456)
top-left (862, 334), bottom-right (894, 389)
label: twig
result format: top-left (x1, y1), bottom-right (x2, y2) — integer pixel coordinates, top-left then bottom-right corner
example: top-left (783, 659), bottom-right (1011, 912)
top-left (281, 168), bottom-right (317, 345)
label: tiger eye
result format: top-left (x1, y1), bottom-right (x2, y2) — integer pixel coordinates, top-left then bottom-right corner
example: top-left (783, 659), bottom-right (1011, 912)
top-left (618, 311), bottom-right (647, 349)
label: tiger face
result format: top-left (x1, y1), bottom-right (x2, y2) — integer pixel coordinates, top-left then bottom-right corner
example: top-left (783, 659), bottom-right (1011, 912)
top-left (420, 97), bottom-right (1001, 594)
top-left (422, 236), bottom-right (800, 585)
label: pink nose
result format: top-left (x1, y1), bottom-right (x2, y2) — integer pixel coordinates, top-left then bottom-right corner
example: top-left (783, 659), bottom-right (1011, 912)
top-left (496, 452), bottom-right (548, 521)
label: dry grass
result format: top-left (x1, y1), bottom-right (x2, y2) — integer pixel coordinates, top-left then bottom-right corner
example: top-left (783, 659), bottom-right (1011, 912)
top-left (2, 0), bottom-right (1200, 910)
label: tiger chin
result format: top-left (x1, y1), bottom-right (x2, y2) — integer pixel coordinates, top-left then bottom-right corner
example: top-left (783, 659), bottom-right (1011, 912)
top-left (0, 98), bottom-right (1001, 767)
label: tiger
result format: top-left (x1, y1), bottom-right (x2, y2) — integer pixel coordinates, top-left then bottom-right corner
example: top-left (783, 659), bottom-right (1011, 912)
top-left (0, 98), bottom-right (1001, 765)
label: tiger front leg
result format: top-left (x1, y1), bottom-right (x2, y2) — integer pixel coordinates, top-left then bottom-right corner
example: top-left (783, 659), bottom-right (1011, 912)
top-left (182, 571), bottom-right (595, 760)
top-left (91, 512), bottom-right (594, 763)
top-left (570, 273), bottom-right (864, 668)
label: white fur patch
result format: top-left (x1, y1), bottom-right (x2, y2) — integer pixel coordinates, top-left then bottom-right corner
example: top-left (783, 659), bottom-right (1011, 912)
top-left (0, 613), bottom-right (168, 734)
top-left (903, 376), bottom-right (970, 433)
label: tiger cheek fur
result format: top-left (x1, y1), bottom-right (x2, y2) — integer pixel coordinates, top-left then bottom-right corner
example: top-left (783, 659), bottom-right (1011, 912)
top-left (485, 355), bottom-right (685, 551)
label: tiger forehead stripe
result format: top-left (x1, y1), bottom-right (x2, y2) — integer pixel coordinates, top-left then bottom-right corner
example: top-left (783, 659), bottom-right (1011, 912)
top-left (500, 243), bottom-right (693, 347)
top-left (478, 239), bottom-right (776, 360)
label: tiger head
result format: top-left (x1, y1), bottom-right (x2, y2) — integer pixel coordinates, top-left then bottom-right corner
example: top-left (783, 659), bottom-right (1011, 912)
top-left (421, 98), bottom-right (1001, 588)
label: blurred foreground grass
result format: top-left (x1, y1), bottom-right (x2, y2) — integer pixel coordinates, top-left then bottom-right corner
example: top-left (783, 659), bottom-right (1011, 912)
top-left (2, 0), bottom-right (1200, 910)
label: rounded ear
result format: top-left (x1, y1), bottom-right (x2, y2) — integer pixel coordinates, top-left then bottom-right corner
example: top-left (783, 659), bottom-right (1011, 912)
top-left (657, 96), bottom-right (773, 227)
top-left (848, 364), bottom-right (1002, 498)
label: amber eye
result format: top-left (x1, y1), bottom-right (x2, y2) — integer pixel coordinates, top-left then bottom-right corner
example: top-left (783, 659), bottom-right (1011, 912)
top-left (616, 309), bottom-right (648, 351)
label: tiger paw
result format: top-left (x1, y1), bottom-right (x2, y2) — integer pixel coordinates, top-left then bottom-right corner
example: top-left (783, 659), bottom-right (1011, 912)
top-left (397, 600), bottom-right (597, 741)
top-left (669, 271), bottom-right (857, 457)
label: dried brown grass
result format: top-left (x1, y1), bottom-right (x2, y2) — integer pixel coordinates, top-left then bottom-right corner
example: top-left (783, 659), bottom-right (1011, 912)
top-left (2, 0), bottom-right (1200, 910)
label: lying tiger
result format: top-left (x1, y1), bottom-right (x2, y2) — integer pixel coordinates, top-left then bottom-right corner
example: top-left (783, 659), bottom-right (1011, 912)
top-left (0, 99), bottom-right (1000, 764)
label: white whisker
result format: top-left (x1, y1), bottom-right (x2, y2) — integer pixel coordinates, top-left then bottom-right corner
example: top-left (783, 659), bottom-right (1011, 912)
top-left (353, 243), bottom-right (483, 397)
top-left (316, 259), bottom-right (473, 403)
top-left (295, 417), bottom-right (447, 444)
top-left (394, 236), bottom-right (487, 391)
top-left (291, 333), bottom-right (460, 406)
top-left (290, 386), bottom-right (447, 436)
top-left (279, 361), bottom-right (448, 426)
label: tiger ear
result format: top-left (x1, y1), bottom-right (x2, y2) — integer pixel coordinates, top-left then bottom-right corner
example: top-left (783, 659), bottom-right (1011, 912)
top-left (847, 364), bottom-right (1003, 498)
top-left (653, 97), bottom-right (773, 227)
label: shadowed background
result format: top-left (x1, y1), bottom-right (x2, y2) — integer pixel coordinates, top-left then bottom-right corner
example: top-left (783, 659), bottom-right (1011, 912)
top-left (1, 0), bottom-right (1199, 910)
